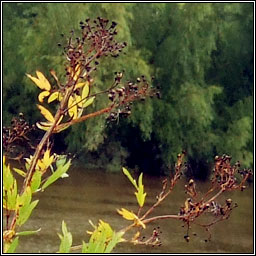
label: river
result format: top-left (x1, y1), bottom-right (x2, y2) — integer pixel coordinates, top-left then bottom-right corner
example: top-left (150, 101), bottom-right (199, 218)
top-left (14, 164), bottom-right (253, 253)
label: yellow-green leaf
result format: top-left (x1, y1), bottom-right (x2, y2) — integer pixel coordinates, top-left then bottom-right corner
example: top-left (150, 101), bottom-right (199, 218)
top-left (105, 231), bottom-right (125, 253)
top-left (81, 81), bottom-right (90, 100)
top-left (30, 170), bottom-right (42, 193)
top-left (16, 228), bottom-right (41, 236)
top-left (37, 104), bottom-right (55, 123)
top-left (5, 237), bottom-right (19, 253)
top-left (117, 208), bottom-right (136, 221)
top-left (17, 186), bottom-right (32, 208)
top-left (68, 96), bottom-right (78, 119)
top-left (54, 123), bottom-right (71, 133)
top-left (41, 159), bottom-right (71, 191)
top-left (135, 190), bottom-right (147, 208)
top-left (48, 91), bottom-right (60, 103)
top-left (17, 200), bottom-right (39, 226)
top-left (42, 149), bottom-right (54, 169)
top-left (122, 167), bottom-right (138, 190)
top-left (36, 71), bottom-right (51, 90)
top-left (36, 121), bottom-right (52, 131)
top-left (83, 96), bottom-right (95, 108)
top-left (73, 64), bottom-right (81, 81)
top-left (3, 163), bottom-right (14, 191)
top-left (74, 82), bottom-right (87, 90)
top-left (26, 71), bottom-right (51, 91)
top-left (75, 94), bottom-right (83, 108)
top-left (38, 90), bottom-right (50, 103)
top-left (13, 168), bottom-right (26, 178)
top-left (58, 221), bottom-right (72, 253)
top-left (6, 179), bottom-right (17, 210)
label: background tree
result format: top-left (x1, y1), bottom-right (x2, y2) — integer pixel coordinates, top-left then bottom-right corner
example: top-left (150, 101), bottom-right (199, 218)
top-left (3, 2), bottom-right (253, 176)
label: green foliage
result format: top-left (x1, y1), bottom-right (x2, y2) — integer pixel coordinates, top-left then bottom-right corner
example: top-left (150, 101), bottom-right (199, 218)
top-left (41, 159), bottom-right (71, 191)
top-left (57, 221), bottom-right (72, 253)
top-left (81, 220), bottom-right (124, 253)
top-left (16, 228), bottom-right (41, 236)
top-left (3, 3), bottom-right (253, 173)
top-left (5, 237), bottom-right (19, 253)
top-left (122, 168), bottom-right (146, 207)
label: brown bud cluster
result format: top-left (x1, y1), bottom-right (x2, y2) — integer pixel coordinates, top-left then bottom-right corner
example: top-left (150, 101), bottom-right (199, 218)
top-left (3, 113), bottom-right (35, 160)
top-left (106, 75), bottom-right (160, 123)
top-left (60, 17), bottom-right (127, 82)
top-left (213, 154), bottom-right (252, 191)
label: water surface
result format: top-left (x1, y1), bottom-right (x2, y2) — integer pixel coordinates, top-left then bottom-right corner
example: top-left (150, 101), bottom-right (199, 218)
top-left (14, 165), bottom-right (253, 253)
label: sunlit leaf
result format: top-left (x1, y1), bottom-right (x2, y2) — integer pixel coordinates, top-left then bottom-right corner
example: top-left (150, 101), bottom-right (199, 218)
top-left (134, 217), bottom-right (146, 229)
top-left (135, 190), bottom-right (147, 208)
top-left (75, 94), bottom-right (83, 108)
top-left (122, 167), bottom-right (138, 190)
top-left (73, 64), bottom-right (81, 81)
top-left (74, 82), bottom-right (87, 90)
top-left (16, 228), bottom-right (41, 236)
top-left (68, 96), bottom-right (78, 119)
top-left (81, 81), bottom-right (90, 100)
top-left (48, 91), bottom-right (60, 103)
top-left (38, 90), bottom-right (50, 103)
top-left (132, 231), bottom-right (140, 242)
top-left (42, 149), bottom-right (54, 169)
top-left (135, 173), bottom-right (147, 207)
top-left (37, 104), bottom-right (55, 123)
top-left (26, 71), bottom-right (51, 91)
top-left (36, 121), bottom-right (52, 131)
top-left (36, 71), bottom-right (51, 90)
top-left (117, 208), bottom-right (136, 221)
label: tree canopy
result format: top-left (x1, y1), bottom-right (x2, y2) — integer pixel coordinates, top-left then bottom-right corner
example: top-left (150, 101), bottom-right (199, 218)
top-left (3, 3), bottom-right (253, 177)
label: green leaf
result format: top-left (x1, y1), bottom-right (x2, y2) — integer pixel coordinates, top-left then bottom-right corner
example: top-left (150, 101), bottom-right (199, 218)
top-left (30, 170), bottom-right (42, 193)
top-left (105, 231), bottom-right (124, 253)
top-left (6, 179), bottom-right (17, 210)
top-left (6, 237), bottom-right (19, 253)
top-left (138, 173), bottom-right (143, 188)
top-left (17, 186), bottom-right (32, 208)
top-left (16, 228), bottom-right (41, 236)
top-left (83, 96), bottom-right (95, 108)
top-left (81, 81), bottom-right (90, 100)
top-left (56, 155), bottom-right (67, 168)
top-left (122, 167), bottom-right (138, 190)
top-left (86, 220), bottom-right (113, 253)
top-left (81, 241), bottom-right (88, 253)
top-left (135, 173), bottom-right (147, 207)
top-left (58, 221), bottom-right (72, 253)
top-left (13, 168), bottom-right (26, 177)
top-left (135, 190), bottom-right (147, 208)
top-left (17, 200), bottom-right (39, 226)
top-left (3, 164), bottom-right (14, 191)
top-left (42, 160), bottom-right (71, 191)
